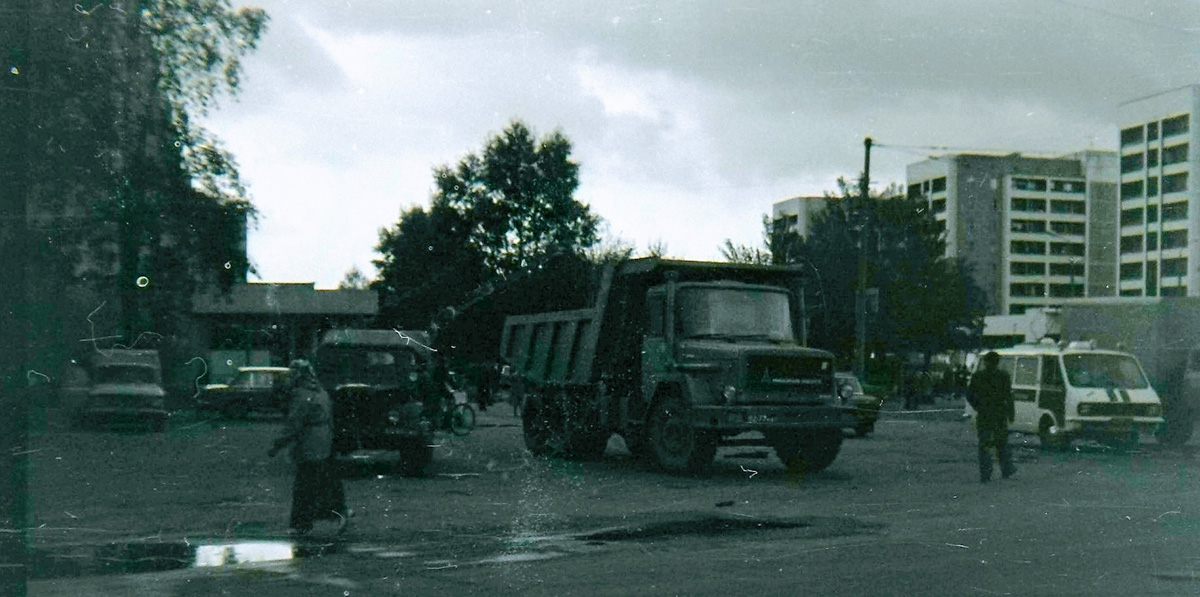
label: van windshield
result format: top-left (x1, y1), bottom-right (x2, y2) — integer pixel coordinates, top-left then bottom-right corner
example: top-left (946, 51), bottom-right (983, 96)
top-left (1062, 354), bottom-right (1149, 389)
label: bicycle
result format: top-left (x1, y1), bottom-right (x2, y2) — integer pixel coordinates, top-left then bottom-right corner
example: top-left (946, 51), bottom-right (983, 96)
top-left (433, 389), bottom-right (476, 436)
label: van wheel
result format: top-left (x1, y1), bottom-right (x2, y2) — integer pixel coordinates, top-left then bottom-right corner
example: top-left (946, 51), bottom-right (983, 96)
top-left (1038, 416), bottom-right (1067, 451)
top-left (1156, 415), bottom-right (1194, 447)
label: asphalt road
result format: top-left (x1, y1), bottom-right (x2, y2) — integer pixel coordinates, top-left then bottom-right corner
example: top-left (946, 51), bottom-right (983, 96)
top-left (26, 400), bottom-right (1200, 596)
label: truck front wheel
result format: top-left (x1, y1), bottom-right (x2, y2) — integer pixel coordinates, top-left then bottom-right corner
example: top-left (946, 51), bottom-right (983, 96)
top-left (648, 396), bottom-right (715, 473)
top-left (772, 429), bottom-right (842, 474)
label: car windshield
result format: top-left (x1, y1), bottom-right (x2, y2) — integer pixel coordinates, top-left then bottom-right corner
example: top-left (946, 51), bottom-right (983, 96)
top-left (316, 347), bottom-right (422, 388)
top-left (1062, 353), bottom-right (1149, 389)
top-left (92, 365), bottom-right (157, 385)
top-left (676, 287), bottom-right (794, 341)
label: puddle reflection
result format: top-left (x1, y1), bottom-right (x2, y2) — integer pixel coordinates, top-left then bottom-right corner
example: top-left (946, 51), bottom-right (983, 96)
top-left (194, 541), bottom-right (294, 567)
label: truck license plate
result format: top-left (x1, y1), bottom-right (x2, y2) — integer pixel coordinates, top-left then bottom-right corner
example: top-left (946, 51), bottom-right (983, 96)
top-left (749, 414), bottom-right (775, 424)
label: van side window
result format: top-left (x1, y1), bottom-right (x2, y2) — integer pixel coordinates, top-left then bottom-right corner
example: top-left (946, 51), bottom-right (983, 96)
top-left (1013, 357), bottom-right (1038, 387)
top-left (1041, 356), bottom-right (1063, 387)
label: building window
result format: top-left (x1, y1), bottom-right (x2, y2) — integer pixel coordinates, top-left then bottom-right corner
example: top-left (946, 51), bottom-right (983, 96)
top-left (1162, 202), bottom-right (1188, 221)
top-left (1121, 153), bottom-right (1145, 173)
top-left (1008, 305), bottom-right (1029, 315)
top-left (1049, 284), bottom-right (1085, 298)
top-left (931, 177), bottom-right (946, 193)
top-left (1050, 180), bottom-right (1085, 193)
top-left (1147, 205), bottom-right (1159, 223)
top-left (1010, 283), bottom-right (1046, 297)
top-left (1121, 126), bottom-right (1144, 146)
top-left (1011, 240), bottom-right (1046, 255)
top-left (1148, 148), bottom-right (1159, 168)
top-left (1162, 257), bottom-right (1188, 278)
top-left (1050, 199), bottom-right (1086, 215)
top-left (1011, 262), bottom-right (1046, 276)
top-left (1149, 121), bottom-right (1160, 141)
top-left (1147, 261), bottom-right (1159, 296)
top-left (1012, 197), bottom-right (1047, 212)
top-left (1163, 229), bottom-right (1188, 250)
top-left (1013, 178), bottom-right (1047, 192)
top-left (1050, 221), bottom-right (1086, 235)
top-left (1163, 114), bottom-right (1190, 137)
top-left (1162, 285), bottom-right (1187, 297)
top-left (1120, 262), bottom-right (1143, 280)
top-left (1011, 219), bottom-right (1046, 233)
top-left (1147, 232), bottom-right (1158, 251)
top-left (1120, 288), bottom-right (1144, 297)
top-left (1161, 172), bottom-right (1190, 193)
top-left (1120, 207), bottom-right (1144, 226)
top-left (931, 198), bottom-right (947, 213)
top-left (1050, 262), bottom-right (1085, 277)
top-left (1121, 180), bottom-right (1144, 200)
top-left (1148, 176), bottom-right (1159, 197)
top-left (1120, 235), bottom-right (1144, 254)
top-left (1162, 143), bottom-right (1189, 166)
top-left (908, 183), bottom-right (922, 199)
top-left (1049, 242), bottom-right (1085, 257)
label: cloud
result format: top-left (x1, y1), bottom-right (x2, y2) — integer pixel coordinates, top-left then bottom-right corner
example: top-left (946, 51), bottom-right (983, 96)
top-left (209, 0), bottom-right (1200, 286)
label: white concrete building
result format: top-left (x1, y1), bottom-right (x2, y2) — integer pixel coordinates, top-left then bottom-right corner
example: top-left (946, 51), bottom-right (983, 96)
top-left (770, 196), bottom-right (828, 239)
top-left (906, 152), bottom-right (1118, 316)
top-left (1116, 85), bottom-right (1200, 297)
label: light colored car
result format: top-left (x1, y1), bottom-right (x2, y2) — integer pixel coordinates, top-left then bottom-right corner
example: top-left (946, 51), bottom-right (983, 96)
top-left (835, 372), bottom-right (884, 436)
top-left (77, 360), bottom-right (169, 432)
top-left (198, 366), bottom-right (293, 419)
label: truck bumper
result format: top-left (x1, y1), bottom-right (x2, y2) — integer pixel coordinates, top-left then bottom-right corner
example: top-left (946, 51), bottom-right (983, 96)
top-left (688, 405), bottom-right (857, 432)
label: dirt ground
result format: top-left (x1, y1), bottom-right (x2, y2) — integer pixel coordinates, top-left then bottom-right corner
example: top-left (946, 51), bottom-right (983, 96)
top-left (25, 398), bottom-right (1200, 596)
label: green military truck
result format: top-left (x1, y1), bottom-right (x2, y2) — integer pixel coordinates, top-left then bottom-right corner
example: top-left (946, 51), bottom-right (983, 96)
top-left (499, 258), bottom-right (857, 474)
top-left (1061, 298), bottom-right (1200, 446)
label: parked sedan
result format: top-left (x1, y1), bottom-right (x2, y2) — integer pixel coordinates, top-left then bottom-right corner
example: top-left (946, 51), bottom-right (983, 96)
top-left (198, 366), bottom-right (293, 419)
top-left (76, 362), bottom-right (169, 432)
top-left (835, 372), bottom-right (884, 436)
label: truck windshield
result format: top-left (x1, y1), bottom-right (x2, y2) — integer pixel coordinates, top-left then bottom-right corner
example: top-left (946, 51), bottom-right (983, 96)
top-left (1062, 354), bottom-right (1149, 389)
top-left (93, 365), bottom-right (157, 385)
top-left (677, 287), bottom-right (793, 341)
top-left (316, 347), bottom-right (420, 388)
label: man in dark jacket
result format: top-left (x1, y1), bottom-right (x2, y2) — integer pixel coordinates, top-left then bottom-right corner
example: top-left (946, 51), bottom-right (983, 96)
top-left (269, 359), bottom-right (351, 535)
top-left (967, 352), bottom-right (1016, 483)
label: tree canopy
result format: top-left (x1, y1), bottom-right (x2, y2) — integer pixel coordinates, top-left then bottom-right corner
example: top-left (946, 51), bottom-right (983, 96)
top-left (724, 179), bottom-right (986, 363)
top-left (374, 121), bottom-right (602, 353)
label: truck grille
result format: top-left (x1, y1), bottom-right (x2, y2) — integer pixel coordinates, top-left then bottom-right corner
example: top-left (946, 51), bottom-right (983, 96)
top-left (745, 354), bottom-right (833, 395)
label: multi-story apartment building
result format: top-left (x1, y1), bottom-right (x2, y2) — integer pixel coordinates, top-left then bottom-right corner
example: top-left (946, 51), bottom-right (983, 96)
top-left (1116, 85), bottom-right (1200, 297)
top-left (906, 151), bottom-right (1118, 315)
top-left (771, 196), bottom-right (829, 239)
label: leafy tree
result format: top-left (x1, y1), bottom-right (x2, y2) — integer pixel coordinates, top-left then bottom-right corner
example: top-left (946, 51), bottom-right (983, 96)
top-left (432, 121), bottom-right (600, 277)
top-left (731, 179), bottom-right (985, 363)
top-left (338, 266), bottom-right (371, 290)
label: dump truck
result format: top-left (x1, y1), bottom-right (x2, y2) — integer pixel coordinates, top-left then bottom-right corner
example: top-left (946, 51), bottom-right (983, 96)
top-left (1060, 297), bottom-right (1200, 445)
top-left (499, 258), bottom-right (857, 474)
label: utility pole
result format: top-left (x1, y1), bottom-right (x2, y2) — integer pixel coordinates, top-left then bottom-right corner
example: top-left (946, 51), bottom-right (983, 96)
top-left (853, 137), bottom-right (873, 380)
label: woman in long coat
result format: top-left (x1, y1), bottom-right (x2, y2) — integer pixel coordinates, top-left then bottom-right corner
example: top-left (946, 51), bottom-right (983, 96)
top-left (269, 359), bottom-right (350, 535)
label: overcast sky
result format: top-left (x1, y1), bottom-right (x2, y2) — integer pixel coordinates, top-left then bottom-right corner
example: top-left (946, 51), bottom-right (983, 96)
top-left (204, 0), bottom-right (1200, 288)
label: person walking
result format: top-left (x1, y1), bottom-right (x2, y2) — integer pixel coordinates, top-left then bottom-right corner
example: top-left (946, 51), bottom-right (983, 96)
top-left (269, 359), bottom-right (351, 535)
top-left (967, 352), bottom-right (1016, 483)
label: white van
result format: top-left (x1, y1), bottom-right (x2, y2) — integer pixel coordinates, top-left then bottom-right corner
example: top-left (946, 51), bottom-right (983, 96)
top-left (968, 340), bottom-right (1164, 448)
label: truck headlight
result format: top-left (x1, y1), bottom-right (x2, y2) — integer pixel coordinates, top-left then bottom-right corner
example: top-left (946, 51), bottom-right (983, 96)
top-left (722, 385), bottom-right (737, 403)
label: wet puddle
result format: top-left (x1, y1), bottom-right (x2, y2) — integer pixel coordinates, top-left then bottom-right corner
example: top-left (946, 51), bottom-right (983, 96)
top-left (33, 538), bottom-right (341, 580)
top-left (580, 516), bottom-right (809, 542)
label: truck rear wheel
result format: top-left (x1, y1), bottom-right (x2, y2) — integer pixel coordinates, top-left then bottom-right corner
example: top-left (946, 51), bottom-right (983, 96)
top-left (522, 398), bottom-right (563, 456)
top-left (649, 396), bottom-right (715, 473)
